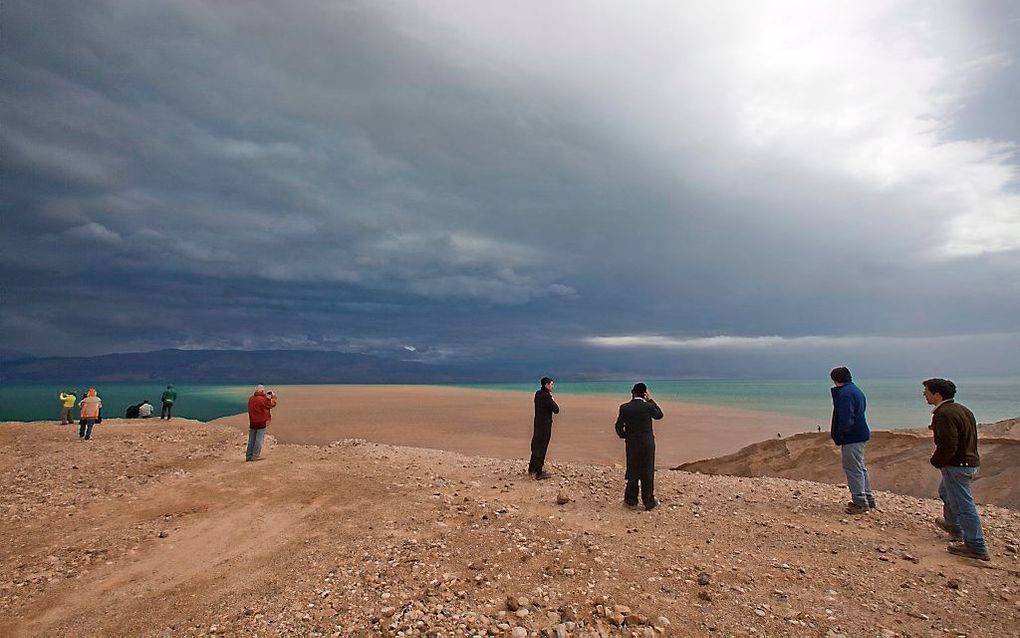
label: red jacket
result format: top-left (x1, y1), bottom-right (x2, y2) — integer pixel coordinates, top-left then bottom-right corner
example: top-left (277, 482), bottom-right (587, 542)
top-left (247, 392), bottom-right (277, 429)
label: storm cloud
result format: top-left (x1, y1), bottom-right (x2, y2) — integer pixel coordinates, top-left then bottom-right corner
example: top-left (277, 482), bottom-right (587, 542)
top-left (3, 1), bottom-right (1019, 377)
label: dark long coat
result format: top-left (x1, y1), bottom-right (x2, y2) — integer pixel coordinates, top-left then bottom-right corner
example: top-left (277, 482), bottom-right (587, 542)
top-left (614, 398), bottom-right (664, 480)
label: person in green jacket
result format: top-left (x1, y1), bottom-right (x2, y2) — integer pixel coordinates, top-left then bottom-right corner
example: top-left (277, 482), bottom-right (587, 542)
top-left (160, 384), bottom-right (177, 420)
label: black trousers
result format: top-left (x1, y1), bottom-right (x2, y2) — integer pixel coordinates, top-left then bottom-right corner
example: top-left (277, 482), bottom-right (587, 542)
top-left (161, 401), bottom-right (173, 419)
top-left (624, 473), bottom-right (655, 507)
top-left (528, 421), bottom-right (551, 474)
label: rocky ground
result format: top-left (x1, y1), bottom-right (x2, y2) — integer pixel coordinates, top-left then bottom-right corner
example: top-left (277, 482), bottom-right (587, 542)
top-left (1, 419), bottom-right (1019, 637)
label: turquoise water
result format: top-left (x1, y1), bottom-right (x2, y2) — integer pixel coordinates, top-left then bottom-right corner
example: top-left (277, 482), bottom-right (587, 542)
top-left (0, 384), bottom-right (252, 422)
top-left (3, 378), bottom-right (1017, 429)
top-left (461, 377), bottom-right (1020, 430)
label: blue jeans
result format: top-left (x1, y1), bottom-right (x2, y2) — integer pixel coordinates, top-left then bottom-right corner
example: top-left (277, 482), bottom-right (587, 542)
top-left (79, 419), bottom-right (95, 439)
top-left (246, 428), bottom-right (266, 461)
top-left (841, 442), bottom-right (872, 505)
top-left (939, 466), bottom-right (986, 553)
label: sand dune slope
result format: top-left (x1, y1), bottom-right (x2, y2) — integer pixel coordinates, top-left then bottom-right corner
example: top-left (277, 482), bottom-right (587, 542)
top-left (679, 419), bottom-right (1020, 510)
top-left (2, 419), bottom-right (1019, 636)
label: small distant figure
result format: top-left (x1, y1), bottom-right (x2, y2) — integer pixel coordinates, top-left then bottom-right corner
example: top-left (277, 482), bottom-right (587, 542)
top-left (138, 400), bottom-right (154, 419)
top-left (78, 388), bottom-right (102, 441)
top-left (160, 384), bottom-right (177, 420)
top-left (615, 382), bottom-right (664, 511)
top-left (830, 367), bottom-right (874, 514)
top-left (924, 378), bottom-right (990, 561)
top-left (58, 390), bottom-right (77, 424)
top-left (246, 384), bottom-right (278, 462)
top-left (528, 377), bottom-right (559, 480)
top-left (817, 424), bottom-right (821, 433)
top-left (777, 432), bottom-right (782, 439)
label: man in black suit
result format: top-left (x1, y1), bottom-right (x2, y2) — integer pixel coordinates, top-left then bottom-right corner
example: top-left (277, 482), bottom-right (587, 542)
top-left (615, 382), bottom-right (664, 510)
top-left (528, 377), bottom-right (560, 480)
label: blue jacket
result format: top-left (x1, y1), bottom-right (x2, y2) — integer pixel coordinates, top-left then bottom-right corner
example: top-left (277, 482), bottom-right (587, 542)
top-left (830, 382), bottom-right (870, 445)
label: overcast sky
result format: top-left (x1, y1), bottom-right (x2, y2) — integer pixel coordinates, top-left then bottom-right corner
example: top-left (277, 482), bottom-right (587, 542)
top-left (3, 1), bottom-right (1019, 378)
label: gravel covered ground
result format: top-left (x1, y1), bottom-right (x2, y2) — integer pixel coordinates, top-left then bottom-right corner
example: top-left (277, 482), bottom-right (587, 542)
top-left (2, 419), bottom-right (1019, 637)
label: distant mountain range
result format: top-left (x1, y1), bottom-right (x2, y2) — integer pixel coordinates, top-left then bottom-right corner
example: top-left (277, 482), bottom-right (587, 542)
top-left (0, 349), bottom-right (485, 384)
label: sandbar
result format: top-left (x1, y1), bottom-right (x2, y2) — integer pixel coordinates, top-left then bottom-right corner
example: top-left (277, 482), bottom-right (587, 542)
top-left (212, 385), bottom-right (819, 466)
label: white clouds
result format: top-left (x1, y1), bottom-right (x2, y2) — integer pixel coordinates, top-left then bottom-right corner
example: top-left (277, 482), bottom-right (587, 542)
top-left (68, 222), bottom-right (121, 244)
top-left (584, 332), bottom-right (1020, 351)
top-left (407, 1), bottom-right (1020, 256)
top-left (586, 335), bottom-right (819, 350)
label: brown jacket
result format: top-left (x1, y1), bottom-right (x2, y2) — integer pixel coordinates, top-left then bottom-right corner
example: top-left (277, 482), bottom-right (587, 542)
top-left (930, 400), bottom-right (980, 469)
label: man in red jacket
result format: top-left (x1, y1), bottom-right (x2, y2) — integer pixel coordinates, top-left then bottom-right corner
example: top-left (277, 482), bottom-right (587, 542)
top-left (246, 385), bottom-right (278, 462)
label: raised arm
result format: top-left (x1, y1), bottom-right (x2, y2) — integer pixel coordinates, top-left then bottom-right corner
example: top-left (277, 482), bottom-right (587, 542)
top-left (545, 393), bottom-right (559, 414)
top-left (648, 400), bottom-right (663, 420)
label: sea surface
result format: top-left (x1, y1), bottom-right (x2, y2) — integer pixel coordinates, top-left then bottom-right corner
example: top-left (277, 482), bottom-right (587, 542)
top-left (1, 378), bottom-right (1017, 429)
top-left (0, 384), bottom-right (252, 423)
top-left (463, 377), bottom-right (1020, 430)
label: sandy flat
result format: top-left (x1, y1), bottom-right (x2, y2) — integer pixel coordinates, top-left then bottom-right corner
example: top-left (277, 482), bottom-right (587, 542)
top-left (212, 385), bottom-right (819, 466)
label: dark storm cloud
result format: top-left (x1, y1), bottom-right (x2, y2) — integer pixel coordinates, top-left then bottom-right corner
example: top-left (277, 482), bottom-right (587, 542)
top-left (2, 1), bottom-right (1019, 376)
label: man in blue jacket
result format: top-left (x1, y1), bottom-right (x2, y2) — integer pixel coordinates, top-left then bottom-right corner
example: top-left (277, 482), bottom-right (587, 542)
top-left (830, 367), bottom-right (873, 514)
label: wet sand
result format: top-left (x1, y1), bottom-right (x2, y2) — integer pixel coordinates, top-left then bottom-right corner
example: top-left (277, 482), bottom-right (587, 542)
top-left (212, 385), bottom-right (819, 466)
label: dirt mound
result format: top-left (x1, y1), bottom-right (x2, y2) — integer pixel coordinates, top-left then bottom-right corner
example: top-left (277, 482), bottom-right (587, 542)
top-left (2, 419), bottom-right (1019, 636)
top-left (678, 419), bottom-right (1020, 510)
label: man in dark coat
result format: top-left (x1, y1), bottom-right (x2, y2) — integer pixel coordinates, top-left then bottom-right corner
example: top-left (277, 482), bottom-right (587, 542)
top-left (615, 382), bottom-right (664, 510)
top-left (528, 377), bottom-right (560, 480)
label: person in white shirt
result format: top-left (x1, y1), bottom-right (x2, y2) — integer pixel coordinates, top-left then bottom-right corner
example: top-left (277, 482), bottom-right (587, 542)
top-left (78, 388), bottom-right (102, 440)
top-left (138, 400), bottom-right (154, 418)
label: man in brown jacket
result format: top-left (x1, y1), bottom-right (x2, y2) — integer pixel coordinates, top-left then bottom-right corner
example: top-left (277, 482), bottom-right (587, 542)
top-left (924, 378), bottom-right (989, 561)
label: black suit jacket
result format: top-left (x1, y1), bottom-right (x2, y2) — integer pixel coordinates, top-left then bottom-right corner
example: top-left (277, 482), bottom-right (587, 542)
top-left (615, 398), bottom-right (663, 439)
top-left (534, 389), bottom-right (560, 426)
top-left (615, 398), bottom-right (664, 480)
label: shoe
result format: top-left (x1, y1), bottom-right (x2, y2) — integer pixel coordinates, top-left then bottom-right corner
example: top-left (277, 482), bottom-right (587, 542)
top-left (645, 498), bottom-right (660, 511)
top-left (83, 437), bottom-right (91, 441)
top-left (845, 502), bottom-right (870, 515)
top-left (946, 544), bottom-right (990, 561)
top-left (534, 471), bottom-right (552, 480)
top-left (935, 517), bottom-right (964, 541)
top-left (624, 500), bottom-right (640, 509)
top-left (867, 498), bottom-right (877, 510)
